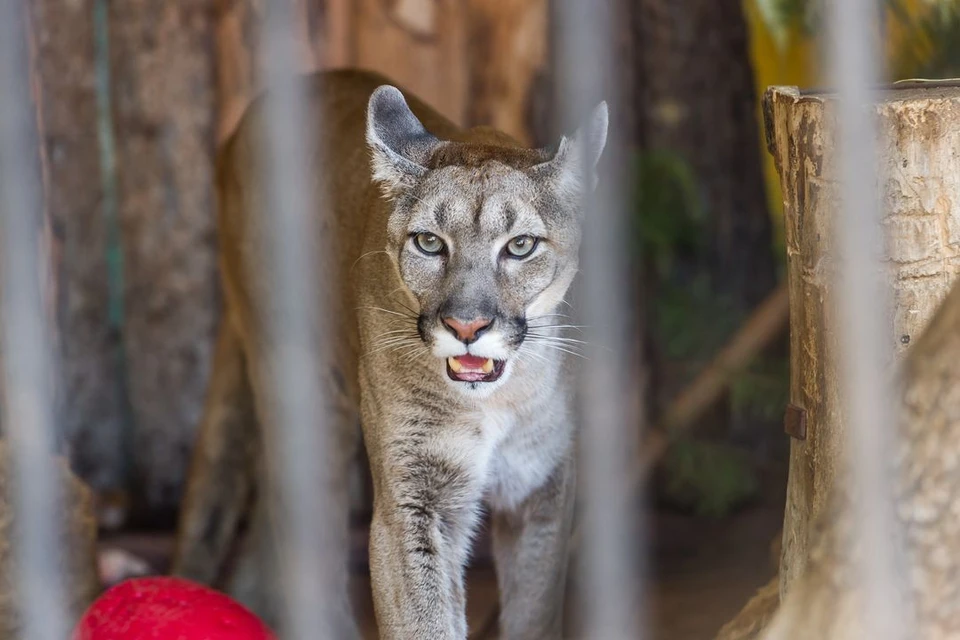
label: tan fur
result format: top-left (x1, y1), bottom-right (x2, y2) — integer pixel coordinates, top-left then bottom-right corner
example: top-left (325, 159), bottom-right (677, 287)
top-left (173, 69), bottom-right (605, 639)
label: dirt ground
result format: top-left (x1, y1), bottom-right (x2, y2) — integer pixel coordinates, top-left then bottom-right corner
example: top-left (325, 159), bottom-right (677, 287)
top-left (102, 464), bottom-right (785, 640)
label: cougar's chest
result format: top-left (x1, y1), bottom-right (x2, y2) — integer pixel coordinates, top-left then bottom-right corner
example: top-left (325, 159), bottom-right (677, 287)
top-left (481, 407), bottom-right (569, 511)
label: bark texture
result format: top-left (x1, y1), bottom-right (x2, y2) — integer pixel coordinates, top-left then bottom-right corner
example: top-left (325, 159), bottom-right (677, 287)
top-left (29, 0), bottom-right (128, 493)
top-left (109, 0), bottom-right (220, 518)
top-left (637, 0), bottom-right (776, 309)
top-left (765, 85), bottom-right (960, 598)
top-left (762, 268), bottom-right (960, 639)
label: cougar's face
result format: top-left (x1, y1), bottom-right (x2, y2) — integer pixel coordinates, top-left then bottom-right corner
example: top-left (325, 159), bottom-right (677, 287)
top-left (390, 163), bottom-right (580, 393)
top-left (366, 86), bottom-right (607, 395)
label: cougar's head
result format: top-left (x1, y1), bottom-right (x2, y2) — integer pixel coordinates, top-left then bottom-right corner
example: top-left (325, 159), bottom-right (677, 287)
top-left (366, 85), bottom-right (607, 395)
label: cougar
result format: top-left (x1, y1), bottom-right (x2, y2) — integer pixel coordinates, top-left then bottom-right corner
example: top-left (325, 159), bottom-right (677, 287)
top-left (172, 69), bottom-right (608, 639)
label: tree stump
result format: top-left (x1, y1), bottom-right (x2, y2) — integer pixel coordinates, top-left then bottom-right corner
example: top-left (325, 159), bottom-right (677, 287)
top-left (761, 263), bottom-right (960, 638)
top-left (763, 84), bottom-right (960, 600)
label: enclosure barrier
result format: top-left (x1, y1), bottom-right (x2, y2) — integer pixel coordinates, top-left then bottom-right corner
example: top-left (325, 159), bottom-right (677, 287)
top-left (1, 0), bottom-right (957, 638)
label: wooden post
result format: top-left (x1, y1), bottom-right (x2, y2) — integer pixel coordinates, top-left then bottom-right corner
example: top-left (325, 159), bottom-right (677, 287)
top-left (762, 265), bottom-right (960, 638)
top-left (27, 0), bottom-right (132, 495)
top-left (108, 0), bottom-right (220, 519)
top-left (764, 84), bottom-right (960, 599)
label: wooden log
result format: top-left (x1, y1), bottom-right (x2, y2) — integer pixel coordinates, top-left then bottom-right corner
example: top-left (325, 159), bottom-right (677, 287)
top-left (761, 266), bottom-right (960, 638)
top-left (108, 0), bottom-right (220, 519)
top-left (764, 84), bottom-right (960, 599)
top-left (28, 0), bottom-right (130, 494)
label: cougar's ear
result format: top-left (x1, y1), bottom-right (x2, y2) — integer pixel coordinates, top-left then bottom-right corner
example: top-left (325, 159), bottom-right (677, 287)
top-left (366, 85), bottom-right (440, 197)
top-left (530, 101), bottom-right (609, 197)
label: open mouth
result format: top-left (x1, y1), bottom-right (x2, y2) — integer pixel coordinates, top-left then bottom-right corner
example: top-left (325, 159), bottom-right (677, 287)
top-left (446, 355), bottom-right (506, 383)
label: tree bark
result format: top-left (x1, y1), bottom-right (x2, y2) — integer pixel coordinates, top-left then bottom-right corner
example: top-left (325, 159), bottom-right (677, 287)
top-left (109, 0), bottom-right (220, 521)
top-left (28, 0), bottom-right (129, 495)
top-left (762, 264), bottom-right (960, 639)
top-left (764, 84), bottom-right (960, 600)
top-left (637, 0), bottom-right (776, 309)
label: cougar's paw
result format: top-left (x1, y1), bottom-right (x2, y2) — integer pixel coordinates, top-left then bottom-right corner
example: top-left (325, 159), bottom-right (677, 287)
top-left (73, 576), bottom-right (275, 640)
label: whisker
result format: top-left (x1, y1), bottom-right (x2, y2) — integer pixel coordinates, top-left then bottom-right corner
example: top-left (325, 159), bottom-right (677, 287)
top-left (351, 249), bottom-right (391, 272)
top-left (393, 300), bottom-right (421, 316)
top-left (368, 343), bottom-right (421, 357)
top-left (370, 337), bottom-right (420, 350)
top-left (371, 328), bottom-right (420, 340)
top-left (526, 323), bottom-right (587, 332)
top-left (357, 306), bottom-right (418, 321)
top-left (516, 346), bottom-right (551, 365)
top-left (537, 344), bottom-right (588, 360)
top-left (401, 345), bottom-right (430, 365)
top-left (526, 334), bottom-right (590, 346)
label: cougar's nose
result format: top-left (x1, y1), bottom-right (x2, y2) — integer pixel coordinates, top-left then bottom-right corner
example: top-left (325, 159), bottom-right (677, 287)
top-left (441, 317), bottom-right (493, 344)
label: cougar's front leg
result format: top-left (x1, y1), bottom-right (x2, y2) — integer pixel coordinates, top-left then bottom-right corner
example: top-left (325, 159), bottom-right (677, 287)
top-left (367, 421), bottom-right (484, 640)
top-left (493, 456), bottom-right (576, 640)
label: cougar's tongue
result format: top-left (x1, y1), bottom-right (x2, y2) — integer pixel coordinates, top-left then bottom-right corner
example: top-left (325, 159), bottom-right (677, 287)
top-left (455, 354), bottom-right (488, 369)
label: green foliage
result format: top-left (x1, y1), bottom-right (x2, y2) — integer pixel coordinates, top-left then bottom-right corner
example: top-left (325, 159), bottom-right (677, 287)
top-left (659, 438), bottom-right (761, 518)
top-left (730, 355), bottom-right (790, 423)
top-left (756, 0), bottom-right (960, 80)
top-left (653, 275), bottom-right (742, 361)
top-left (892, 3), bottom-right (960, 78)
top-left (755, 0), bottom-right (818, 46)
top-left (630, 150), bottom-right (704, 279)
top-left (631, 150), bottom-right (740, 360)
top-left (631, 150), bottom-right (783, 520)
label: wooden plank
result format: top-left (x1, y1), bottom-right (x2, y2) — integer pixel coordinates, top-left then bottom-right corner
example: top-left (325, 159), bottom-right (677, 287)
top-left (353, 0), bottom-right (468, 124)
top-left (465, 0), bottom-right (549, 144)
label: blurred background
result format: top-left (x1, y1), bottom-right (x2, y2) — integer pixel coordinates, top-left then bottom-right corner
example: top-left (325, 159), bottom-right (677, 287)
top-left (22, 0), bottom-right (960, 637)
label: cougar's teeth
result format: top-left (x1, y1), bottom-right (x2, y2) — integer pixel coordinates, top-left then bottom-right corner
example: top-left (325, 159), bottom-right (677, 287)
top-left (481, 358), bottom-right (494, 374)
top-left (448, 357), bottom-right (463, 373)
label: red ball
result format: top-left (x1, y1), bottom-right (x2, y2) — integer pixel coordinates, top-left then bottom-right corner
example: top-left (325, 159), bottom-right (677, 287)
top-left (73, 576), bottom-right (276, 640)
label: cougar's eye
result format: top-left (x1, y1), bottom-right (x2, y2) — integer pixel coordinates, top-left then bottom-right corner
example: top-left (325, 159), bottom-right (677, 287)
top-left (504, 235), bottom-right (538, 259)
top-left (413, 232), bottom-right (445, 255)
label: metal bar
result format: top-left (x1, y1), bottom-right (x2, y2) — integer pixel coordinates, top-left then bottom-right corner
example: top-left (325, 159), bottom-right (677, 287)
top-left (828, 0), bottom-right (907, 637)
top-left (259, 2), bottom-right (336, 638)
top-left (0, 0), bottom-right (69, 638)
top-left (555, 0), bottom-right (646, 637)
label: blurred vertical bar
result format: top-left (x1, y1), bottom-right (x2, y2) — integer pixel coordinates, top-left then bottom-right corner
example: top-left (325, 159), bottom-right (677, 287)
top-left (555, 0), bottom-right (645, 637)
top-left (259, 1), bottom-right (334, 638)
top-left (828, 1), bottom-right (906, 638)
top-left (0, 0), bottom-right (68, 638)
